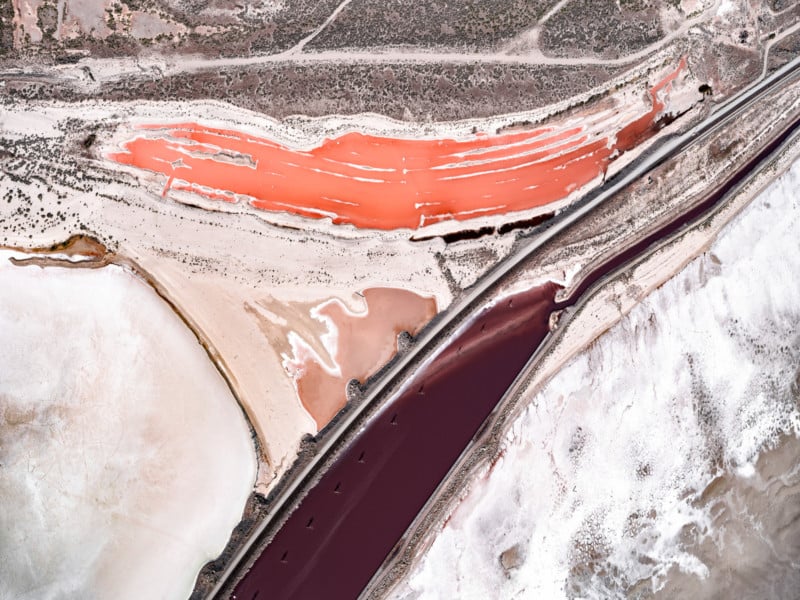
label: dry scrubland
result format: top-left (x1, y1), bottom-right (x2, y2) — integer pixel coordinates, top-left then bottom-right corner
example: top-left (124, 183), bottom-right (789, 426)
top-left (4, 0), bottom-right (799, 119)
top-left (3, 0), bottom-right (670, 57)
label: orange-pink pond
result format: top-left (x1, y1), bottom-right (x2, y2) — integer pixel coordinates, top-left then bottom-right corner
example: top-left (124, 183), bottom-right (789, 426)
top-left (288, 288), bottom-right (437, 429)
top-left (110, 60), bottom-right (685, 230)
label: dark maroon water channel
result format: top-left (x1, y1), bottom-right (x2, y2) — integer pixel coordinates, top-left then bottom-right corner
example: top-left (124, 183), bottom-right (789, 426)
top-left (232, 115), bottom-right (800, 600)
top-left (233, 282), bottom-right (562, 600)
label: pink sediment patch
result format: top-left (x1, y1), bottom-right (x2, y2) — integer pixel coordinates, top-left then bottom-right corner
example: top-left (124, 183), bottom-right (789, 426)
top-left (286, 288), bottom-right (437, 429)
top-left (109, 60), bottom-right (685, 229)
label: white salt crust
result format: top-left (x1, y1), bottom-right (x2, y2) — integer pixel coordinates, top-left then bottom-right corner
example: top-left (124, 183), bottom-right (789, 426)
top-left (398, 159), bottom-right (800, 599)
top-left (0, 257), bottom-right (256, 600)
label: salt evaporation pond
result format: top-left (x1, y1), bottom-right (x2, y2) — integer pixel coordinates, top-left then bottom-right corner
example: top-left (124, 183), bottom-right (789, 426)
top-left (108, 60), bottom-right (683, 230)
top-left (398, 160), bottom-right (800, 599)
top-left (0, 255), bottom-right (256, 600)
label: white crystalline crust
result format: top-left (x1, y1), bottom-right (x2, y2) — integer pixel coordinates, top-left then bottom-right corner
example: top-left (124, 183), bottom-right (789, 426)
top-left (0, 257), bottom-right (256, 600)
top-left (398, 160), bottom-right (800, 598)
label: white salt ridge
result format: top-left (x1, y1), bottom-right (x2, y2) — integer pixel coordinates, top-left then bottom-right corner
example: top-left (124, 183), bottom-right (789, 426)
top-left (0, 256), bottom-right (256, 600)
top-left (399, 161), bottom-right (800, 599)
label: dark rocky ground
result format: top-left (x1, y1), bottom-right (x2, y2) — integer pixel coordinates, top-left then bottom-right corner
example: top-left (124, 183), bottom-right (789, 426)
top-left (539, 0), bottom-right (666, 59)
top-left (3, 0), bottom-right (798, 123)
top-left (0, 0), bottom-right (746, 62)
top-left (308, 0), bottom-right (558, 51)
top-left (2, 61), bottom-right (622, 121)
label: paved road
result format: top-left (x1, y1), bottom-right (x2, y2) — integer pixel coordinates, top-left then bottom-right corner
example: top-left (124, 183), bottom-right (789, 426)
top-left (209, 56), bottom-right (800, 599)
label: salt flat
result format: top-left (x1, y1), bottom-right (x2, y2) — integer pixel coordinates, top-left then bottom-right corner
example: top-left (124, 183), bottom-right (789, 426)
top-left (0, 255), bottom-right (256, 600)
